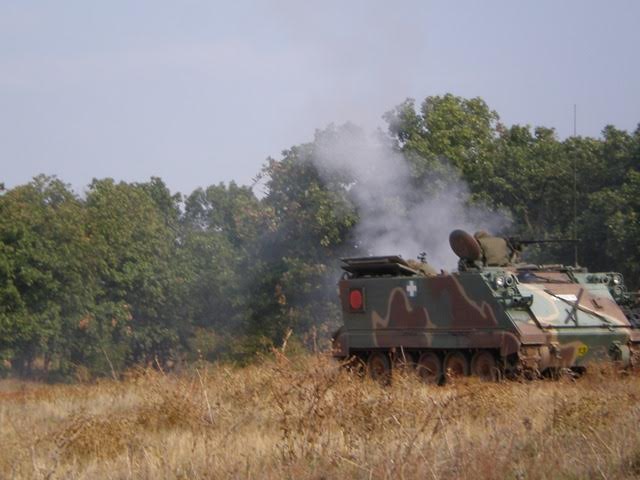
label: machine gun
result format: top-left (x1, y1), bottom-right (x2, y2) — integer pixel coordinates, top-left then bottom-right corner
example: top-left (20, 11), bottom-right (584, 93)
top-left (450, 230), bottom-right (580, 268)
top-left (505, 237), bottom-right (580, 268)
top-left (507, 237), bottom-right (578, 252)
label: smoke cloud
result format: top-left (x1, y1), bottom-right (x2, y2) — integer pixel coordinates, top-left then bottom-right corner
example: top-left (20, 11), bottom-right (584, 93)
top-left (311, 124), bottom-right (510, 270)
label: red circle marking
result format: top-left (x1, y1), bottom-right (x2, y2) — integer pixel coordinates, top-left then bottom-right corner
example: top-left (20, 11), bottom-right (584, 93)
top-left (349, 289), bottom-right (363, 310)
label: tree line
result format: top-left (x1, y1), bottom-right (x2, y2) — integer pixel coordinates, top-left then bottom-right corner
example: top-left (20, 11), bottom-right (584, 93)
top-left (1, 94), bottom-right (638, 378)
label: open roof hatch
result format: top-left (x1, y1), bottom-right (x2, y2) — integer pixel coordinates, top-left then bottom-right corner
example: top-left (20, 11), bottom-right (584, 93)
top-left (341, 256), bottom-right (418, 277)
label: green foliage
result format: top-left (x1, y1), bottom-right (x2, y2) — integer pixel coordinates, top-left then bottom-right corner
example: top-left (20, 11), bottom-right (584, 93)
top-left (261, 142), bottom-right (357, 258)
top-left (179, 182), bottom-right (259, 351)
top-left (244, 137), bottom-right (357, 344)
top-left (385, 94), bottom-right (499, 193)
top-left (0, 176), bottom-right (92, 373)
top-left (0, 96), bottom-right (638, 378)
top-left (580, 170), bottom-right (640, 286)
top-left (85, 178), bottom-right (189, 364)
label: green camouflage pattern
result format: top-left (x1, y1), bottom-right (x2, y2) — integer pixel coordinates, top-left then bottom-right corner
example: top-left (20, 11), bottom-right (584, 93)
top-left (333, 231), bottom-right (640, 378)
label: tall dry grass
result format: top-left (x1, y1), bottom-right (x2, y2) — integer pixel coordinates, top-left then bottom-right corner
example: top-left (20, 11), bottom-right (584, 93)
top-left (1, 355), bottom-right (639, 479)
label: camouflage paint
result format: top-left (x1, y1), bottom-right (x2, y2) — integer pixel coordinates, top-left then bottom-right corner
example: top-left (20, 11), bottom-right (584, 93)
top-left (333, 256), bottom-right (640, 374)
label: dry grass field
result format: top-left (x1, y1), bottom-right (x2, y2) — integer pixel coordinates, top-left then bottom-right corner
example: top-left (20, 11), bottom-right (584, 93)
top-left (1, 355), bottom-right (640, 479)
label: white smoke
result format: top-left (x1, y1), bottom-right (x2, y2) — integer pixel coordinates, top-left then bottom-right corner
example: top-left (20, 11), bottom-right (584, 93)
top-left (311, 124), bottom-right (510, 270)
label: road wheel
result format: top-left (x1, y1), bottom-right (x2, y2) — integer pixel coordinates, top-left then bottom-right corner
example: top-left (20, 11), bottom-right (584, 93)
top-left (417, 352), bottom-right (442, 384)
top-left (367, 352), bottom-right (391, 384)
top-left (443, 351), bottom-right (469, 381)
top-left (471, 351), bottom-right (499, 381)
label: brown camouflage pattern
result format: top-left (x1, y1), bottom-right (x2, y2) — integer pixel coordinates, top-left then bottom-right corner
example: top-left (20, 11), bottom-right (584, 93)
top-left (333, 231), bottom-right (640, 377)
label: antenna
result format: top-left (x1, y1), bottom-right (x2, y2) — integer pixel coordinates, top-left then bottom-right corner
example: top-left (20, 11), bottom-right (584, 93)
top-left (572, 104), bottom-right (578, 267)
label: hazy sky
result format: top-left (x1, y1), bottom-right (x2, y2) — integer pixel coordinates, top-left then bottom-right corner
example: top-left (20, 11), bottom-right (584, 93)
top-left (1, 0), bottom-right (639, 195)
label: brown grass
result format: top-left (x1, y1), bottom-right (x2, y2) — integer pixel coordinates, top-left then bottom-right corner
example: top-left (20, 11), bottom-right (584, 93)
top-left (1, 356), bottom-right (640, 479)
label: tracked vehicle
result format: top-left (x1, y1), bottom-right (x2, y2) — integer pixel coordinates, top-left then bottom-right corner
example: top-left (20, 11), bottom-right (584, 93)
top-left (332, 230), bottom-right (640, 382)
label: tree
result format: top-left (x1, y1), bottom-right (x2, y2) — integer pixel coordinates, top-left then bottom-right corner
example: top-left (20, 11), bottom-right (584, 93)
top-left (579, 170), bottom-right (640, 287)
top-left (0, 176), bottom-right (92, 373)
top-left (239, 133), bottom-right (358, 348)
top-left (180, 182), bottom-right (265, 358)
top-left (84, 179), bottom-right (185, 367)
top-left (384, 94), bottom-right (500, 194)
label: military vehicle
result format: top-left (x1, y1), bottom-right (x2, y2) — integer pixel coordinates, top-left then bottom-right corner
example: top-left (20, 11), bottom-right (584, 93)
top-left (332, 230), bottom-right (640, 383)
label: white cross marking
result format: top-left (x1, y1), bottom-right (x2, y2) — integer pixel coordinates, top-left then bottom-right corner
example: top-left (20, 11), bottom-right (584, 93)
top-left (406, 281), bottom-right (417, 298)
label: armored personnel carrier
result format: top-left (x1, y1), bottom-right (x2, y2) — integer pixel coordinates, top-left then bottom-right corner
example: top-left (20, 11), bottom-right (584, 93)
top-left (332, 230), bottom-right (640, 382)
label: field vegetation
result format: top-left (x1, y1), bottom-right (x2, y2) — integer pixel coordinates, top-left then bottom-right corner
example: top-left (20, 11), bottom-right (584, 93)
top-left (2, 354), bottom-right (640, 479)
